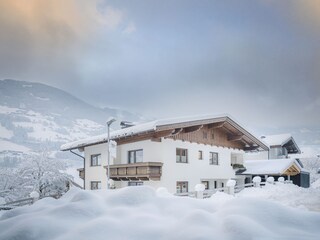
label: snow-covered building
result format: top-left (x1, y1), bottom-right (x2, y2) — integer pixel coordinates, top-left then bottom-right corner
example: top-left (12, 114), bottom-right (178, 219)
top-left (61, 115), bottom-right (268, 193)
top-left (243, 134), bottom-right (310, 187)
top-left (245, 133), bottom-right (301, 160)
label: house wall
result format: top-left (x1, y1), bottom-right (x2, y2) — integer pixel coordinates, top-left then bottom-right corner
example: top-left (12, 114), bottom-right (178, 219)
top-left (244, 146), bottom-right (289, 161)
top-left (244, 151), bottom-right (269, 160)
top-left (83, 138), bottom-right (244, 193)
top-left (84, 143), bottom-right (109, 190)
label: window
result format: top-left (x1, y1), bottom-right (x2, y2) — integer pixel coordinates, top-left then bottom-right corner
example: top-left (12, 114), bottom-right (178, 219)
top-left (211, 130), bottom-right (215, 139)
top-left (91, 181), bottom-right (101, 190)
top-left (201, 181), bottom-right (209, 190)
top-left (176, 148), bottom-right (188, 163)
top-left (176, 181), bottom-right (188, 193)
top-left (128, 182), bottom-right (143, 186)
top-left (128, 149), bottom-right (143, 163)
top-left (209, 152), bottom-right (219, 165)
top-left (198, 150), bottom-right (203, 160)
top-left (90, 154), bottom-right (101, 166)
top-left (203, 132), bottom-right (208, 139)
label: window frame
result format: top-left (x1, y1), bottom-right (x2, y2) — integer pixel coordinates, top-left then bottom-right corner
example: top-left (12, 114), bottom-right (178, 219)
top-left (209, 152), bottom-right (219, 165)
top-left (176, 148), bottom-right (188, 163)
top-left (128, 181), bottom-right (144, 186)
top-left (128, 149), bottom-right (143, 164)
top-left (90, 154), bottom-right (101, 166)
top-left (198, 150), bottom-right (203, 160)
top-left (176, 181), bottom-right (188, 193)
top-left (201, 181), bottom-right (209, 190)
top-left (90, 181), bottom-right (101, 190)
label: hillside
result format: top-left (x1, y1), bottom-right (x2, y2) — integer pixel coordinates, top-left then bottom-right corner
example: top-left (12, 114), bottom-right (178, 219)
top-left (0, 79), bottom-right (143, 155)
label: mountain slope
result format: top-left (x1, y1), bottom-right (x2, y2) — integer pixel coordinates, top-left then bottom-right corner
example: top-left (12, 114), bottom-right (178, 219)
top-left (0, 79), bottom-right (143, 153)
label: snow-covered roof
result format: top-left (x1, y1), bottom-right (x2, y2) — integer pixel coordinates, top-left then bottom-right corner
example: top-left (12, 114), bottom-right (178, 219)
top-left (61, 114), bottom-right (268, 151)
top-left (260, 133), bottom-right (301, 154)
top-left (261, 134), bottom-right (292, 147)
top-left (242, 159), bottom-right (303, 175)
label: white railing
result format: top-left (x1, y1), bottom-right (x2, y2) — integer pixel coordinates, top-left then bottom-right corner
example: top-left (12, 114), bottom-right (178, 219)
top-left (175, 177), bottom-right (293, 199)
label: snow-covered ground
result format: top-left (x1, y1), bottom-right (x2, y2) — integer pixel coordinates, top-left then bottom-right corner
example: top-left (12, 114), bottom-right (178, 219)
top-left (0, 184), bottom-right (319, 240)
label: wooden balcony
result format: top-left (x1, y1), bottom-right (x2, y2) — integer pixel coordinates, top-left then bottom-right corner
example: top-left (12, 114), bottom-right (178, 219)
top-left (77, 168), bottom-right (85, 179)
top-left (106, 162), bottom-right (163, 181)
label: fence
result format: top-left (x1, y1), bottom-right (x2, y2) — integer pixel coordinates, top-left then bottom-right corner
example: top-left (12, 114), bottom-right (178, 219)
top-left (175, 177), bottom-right (293, 199)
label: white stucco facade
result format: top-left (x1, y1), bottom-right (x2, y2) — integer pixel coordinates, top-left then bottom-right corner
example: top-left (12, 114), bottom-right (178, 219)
top-left (83, 138), bottom-right (244, 193)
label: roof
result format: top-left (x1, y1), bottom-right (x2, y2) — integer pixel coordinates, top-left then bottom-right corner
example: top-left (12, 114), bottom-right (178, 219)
top-left (60, 114), bottom-right (269, 151)
top-left (261, 134), bottom-right (301, 154)
top-left (242, 159), bottom-right (304, 175)
top-left (261, 134), bottom-right (292, 147)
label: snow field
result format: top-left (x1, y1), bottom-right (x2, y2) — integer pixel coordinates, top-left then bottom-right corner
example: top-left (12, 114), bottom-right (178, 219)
top-left (1, 184), bottom-right (320, 240)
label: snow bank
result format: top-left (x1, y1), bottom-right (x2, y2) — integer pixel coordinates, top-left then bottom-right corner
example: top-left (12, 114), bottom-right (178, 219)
top-left (238, 183), bottom-right (320, 212)
top-left (1, 186), bottom-right (320, 240)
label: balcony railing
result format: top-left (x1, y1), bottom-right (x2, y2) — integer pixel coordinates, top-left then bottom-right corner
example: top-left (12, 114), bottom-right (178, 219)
top-left (106, 162), bottom-right (163, 181)
top-left (77, 168), bottom-right (85, 179)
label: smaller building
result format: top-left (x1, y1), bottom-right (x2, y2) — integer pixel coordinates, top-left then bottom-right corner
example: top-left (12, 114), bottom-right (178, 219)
top-left (243, 134), bottom-right (310, 188)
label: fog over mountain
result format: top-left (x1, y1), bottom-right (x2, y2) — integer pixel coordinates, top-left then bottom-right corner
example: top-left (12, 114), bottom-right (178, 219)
top-left (0, 79), bottom-right (143, 156)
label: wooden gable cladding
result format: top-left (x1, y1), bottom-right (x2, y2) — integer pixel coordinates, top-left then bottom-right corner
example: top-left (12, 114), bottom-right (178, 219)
top-left (166, 124), bottom-right (244, 149)
top-left (283, 164), bottom-right (300, 176)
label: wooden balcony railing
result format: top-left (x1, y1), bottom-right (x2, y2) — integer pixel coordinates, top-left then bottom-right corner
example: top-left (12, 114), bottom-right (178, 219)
top-left (105, 162), bottom-right (163, 181)
top-left (77, 168), bottom-right (85, 179)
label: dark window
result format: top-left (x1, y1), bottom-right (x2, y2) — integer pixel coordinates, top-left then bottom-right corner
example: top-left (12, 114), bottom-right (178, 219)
top-left (128, 182), bottom-right (143, 186)
top-left (91, 154), bottom-right (101, 166)
top-left (91, 181), bottom-right (101, 190)
top-left (214, 181), bottom-right (217, 189)
top-left (176, 181), bottom-right (188, 193)
top-left (209, 152), bottom-right (219, 165)
top-left (176, 148), bottom-right (188, 163)
top-left (203, 132), bottom-right (208, 139)
top-left (128, 149), bottom-right (143, 163)
top-left (201, 181), bottom-right (209, 190)
top-left (198, 150), bottom-right (203, 160)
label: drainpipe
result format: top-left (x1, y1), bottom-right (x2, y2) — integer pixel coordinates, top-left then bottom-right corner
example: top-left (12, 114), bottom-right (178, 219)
top-left (70, 150), bottom-right (85, 190)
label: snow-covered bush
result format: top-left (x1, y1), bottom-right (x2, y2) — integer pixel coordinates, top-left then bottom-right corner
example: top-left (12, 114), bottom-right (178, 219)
top-left (266, 177), bottom-right (275, 184)
top-left (194, 184), bottom-right (205, 192)
top-left (0, 150), bottom-right (73, 202)
top-left (278, 177), bottom-right (285, 183)
top-left (226, 179), bottom-right (236, 187)
top-left (252, 176), bottom-right (261, 183)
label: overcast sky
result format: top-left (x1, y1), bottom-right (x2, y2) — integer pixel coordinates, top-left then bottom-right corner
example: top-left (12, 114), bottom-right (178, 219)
top-left (0, 0), bottom-right (319, 145)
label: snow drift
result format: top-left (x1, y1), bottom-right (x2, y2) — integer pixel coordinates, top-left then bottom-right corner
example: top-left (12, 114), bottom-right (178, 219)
top-left (0, 185), bottom-right (320, 240)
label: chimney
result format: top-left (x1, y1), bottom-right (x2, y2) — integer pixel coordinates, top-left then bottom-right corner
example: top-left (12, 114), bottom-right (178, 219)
top-left (120, 121), bottom-right (135, 129)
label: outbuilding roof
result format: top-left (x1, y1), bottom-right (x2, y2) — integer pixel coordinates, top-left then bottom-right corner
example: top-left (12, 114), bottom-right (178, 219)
top-left (242, 159), bottom-right (304, 176)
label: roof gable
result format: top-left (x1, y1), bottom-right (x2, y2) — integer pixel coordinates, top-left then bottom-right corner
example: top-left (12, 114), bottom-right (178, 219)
top-left (261, 134), bottom-right (301, 154)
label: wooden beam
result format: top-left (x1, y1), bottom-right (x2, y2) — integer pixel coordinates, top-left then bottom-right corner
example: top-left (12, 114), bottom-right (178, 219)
top-left (244, 146), bottom-right (259, 151)
top-left (207, 122), bottom-right (225, 129)
top-left (171, 128), bottom-right (183, 136)
top-left (183, 125), bottom-right (203, 133)
top-left (228, 135), bottom-right (244, 142)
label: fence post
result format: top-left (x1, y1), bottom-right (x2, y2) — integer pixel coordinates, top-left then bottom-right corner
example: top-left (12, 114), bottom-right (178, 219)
top-left (194, 184), bottom-right (205, 199)
top-left (226, 180), bottom-right (236, 195)
top-left (252, 176), bottom-right (261, 187)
